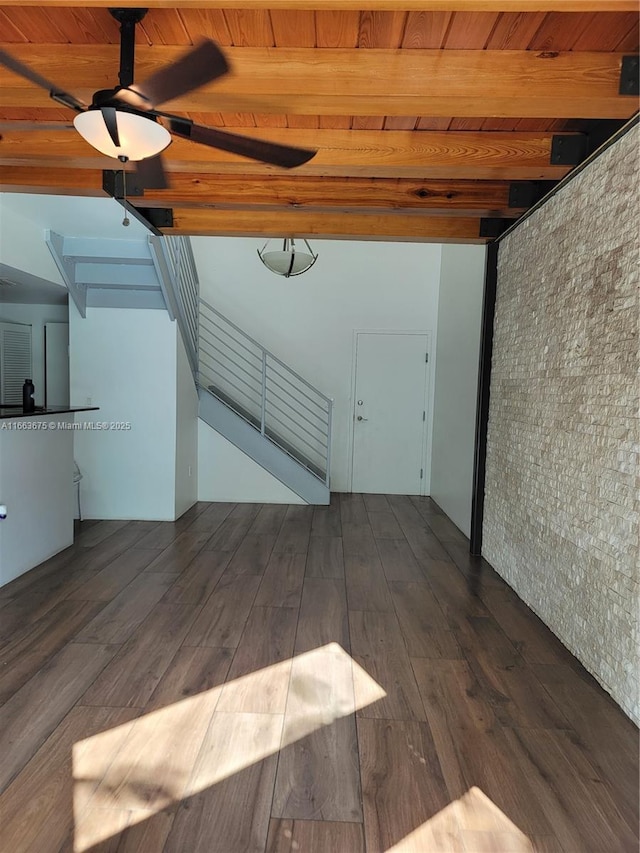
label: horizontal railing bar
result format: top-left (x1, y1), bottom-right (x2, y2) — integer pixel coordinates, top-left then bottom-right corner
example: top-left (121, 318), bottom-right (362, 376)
top-left (200, 351), bottom-right (262, 391)
top-left (200, 358), bottom-right (263, 402)
top-left (266, 362), bottom-right (328, 412)
top-left (267, 416), bottom-right (324, 467)
top-left (201, 296), bottom-right (331, 406)
top-left (266, 375), bottom-right (329, 428)
top-left (200, 314), bottom-right (262, 362)
top-left (267, 404), bottom-right (327, 453)
top-left (200, 333), bottom-right (262, 378)
top-left (265, 389), bottom-right (328, 440)
top-left (265, 409), bottom-right (325, 460)
top-left (266, 407), bottom-right (328, 451)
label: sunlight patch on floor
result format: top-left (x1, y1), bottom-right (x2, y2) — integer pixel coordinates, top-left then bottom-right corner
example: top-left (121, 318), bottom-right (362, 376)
top-left (73, 643), bottom-right (386, 852)
top-left (385, 787), bottom-right (534, 852)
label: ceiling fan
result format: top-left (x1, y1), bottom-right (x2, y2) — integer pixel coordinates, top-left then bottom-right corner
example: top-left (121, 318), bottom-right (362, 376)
top-left (0, 7), bottom-right (316, 191)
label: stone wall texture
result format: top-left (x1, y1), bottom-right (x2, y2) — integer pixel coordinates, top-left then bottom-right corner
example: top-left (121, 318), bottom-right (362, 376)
top-left (483, 125), bottom-right (639, 724)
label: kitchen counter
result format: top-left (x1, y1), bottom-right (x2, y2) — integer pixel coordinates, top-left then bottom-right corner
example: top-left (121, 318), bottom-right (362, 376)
top-left (0, 406), bottom-right (99, 419)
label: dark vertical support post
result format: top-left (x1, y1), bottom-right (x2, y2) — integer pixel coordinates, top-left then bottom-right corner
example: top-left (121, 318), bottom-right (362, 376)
top-left (470, 240), bottom-right (498, 556)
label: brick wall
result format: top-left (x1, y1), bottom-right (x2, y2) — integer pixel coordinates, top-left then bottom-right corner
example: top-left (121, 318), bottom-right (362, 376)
top-left (483, 125), bottom-right (639, 723)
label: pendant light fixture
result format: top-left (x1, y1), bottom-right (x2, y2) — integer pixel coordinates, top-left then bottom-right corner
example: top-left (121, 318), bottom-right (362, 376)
top-left (257, 238), bottom-right (318, 278)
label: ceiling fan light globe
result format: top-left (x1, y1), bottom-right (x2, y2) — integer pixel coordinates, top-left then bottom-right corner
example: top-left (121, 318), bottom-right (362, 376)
top-left (73, 110), bottom-right (171, 161)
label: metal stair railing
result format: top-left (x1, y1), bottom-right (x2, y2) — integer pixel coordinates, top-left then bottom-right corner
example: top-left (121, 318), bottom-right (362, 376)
top-left (149, 235), bottom-right (199, 375)
top-left (199, 298), bottom-right (333, 486)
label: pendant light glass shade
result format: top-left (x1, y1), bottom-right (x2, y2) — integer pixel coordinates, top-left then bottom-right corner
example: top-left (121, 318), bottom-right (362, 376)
top-left (257, 238), bottom-right (318, 278)
top-left (74, 110), bottom-right (171, 161)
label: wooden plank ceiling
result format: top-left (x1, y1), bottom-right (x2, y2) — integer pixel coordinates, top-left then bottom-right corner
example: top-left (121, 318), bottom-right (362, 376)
top-left (0, 2), bottom-right (637, 241)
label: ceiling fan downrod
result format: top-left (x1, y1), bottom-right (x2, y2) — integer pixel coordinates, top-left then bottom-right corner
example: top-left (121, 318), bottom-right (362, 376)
top-left (108, 8), bottom-right (148, 89)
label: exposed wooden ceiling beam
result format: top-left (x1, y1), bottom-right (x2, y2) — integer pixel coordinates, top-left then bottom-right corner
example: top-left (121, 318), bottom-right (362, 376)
top-left (162, 208), bottom-right (486, 241)
top-left (0, 2), bottom-right (633, 10)
top-left (0, 47), bottom-right (634, 119)
top-left (0, 167), bottom-right (526, 217)
top-left (0, 129), bottom-right (573, 180)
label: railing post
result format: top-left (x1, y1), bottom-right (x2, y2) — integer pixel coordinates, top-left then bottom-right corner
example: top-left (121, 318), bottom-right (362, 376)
top-left (325, 400), bottom-right (333, 486)
top-left (260, 351), bottom-right (267, 436)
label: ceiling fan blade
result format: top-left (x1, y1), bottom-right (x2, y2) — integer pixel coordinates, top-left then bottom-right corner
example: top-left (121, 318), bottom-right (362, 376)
top-left (135, 155), bottom-right (169, 190)
top-left (119, 40), bottom-right (229, 111)
top-left (0, 48), bottom-right (86, 112)
top-left (169, 119), bottom-right (317, 169)
top-left (101, 107), bottom-right (121, 148)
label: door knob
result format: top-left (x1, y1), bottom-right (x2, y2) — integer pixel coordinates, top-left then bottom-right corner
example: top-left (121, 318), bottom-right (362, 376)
top-left (356, 415), bottom-right (368, 421)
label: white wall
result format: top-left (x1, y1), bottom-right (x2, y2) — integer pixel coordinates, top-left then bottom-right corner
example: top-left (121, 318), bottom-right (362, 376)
top-left (0, 303), bottom-right (69, 407)
top-left (175, 332), bottom-right (198, 518)
top-left (198, 420), bottom-right (303, 503)
top-left (192, 238), bottom-right (442, 493)
top-left (0, 416), bottom-right (74, 586)
top-left (0, 202), bottom-right (66, 287)
top-left (69, 305), bottom-right (178, 520)
top-left (430, 245), bottom-right (485, 537)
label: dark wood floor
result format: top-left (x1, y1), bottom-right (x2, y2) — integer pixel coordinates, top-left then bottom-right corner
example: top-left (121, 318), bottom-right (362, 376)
top-left (0, 494), bottom-right (637, 853)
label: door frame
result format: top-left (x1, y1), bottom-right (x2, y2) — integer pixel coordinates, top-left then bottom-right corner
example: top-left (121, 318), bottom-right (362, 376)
top-left (347, 329), bottom-right (433, 496)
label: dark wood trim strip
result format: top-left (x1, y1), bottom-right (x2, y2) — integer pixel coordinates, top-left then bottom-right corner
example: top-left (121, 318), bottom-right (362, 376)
top-left (470, 240), bottom-right (498, 557)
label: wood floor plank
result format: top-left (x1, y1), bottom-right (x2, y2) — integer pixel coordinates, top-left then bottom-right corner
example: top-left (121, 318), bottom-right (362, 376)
top-left (164, 711), bottom-right (283, 853)
top-left (73, 519), bottom-right (129, 548)
top-left (358, 717), bottom-right (450, 852)
top-left (228, 502), bottom-right (262, 520)
top-left (272, 517), bottom-right (312, 555)
top-left (186, 501), bottom-right (235, 533)
top-left (480, 586), bottom-right (578, 666)
top-left (0, 642), bottom-right (118, 792)
top-left (0, 705), bottom-right (139, 853)
top-left (305, 535), bottom-right (344, 578)
top-left (389, 581), bottom-right (462, 659)
top-left (273, 644), bottom-right (362, 822)
top-left (266, 819), bottom-right (365, 853)
top-left (342, 522), bottom-right (378, 558)
top-left (184, 573), bottom-right (261, 648)
top-left (376, 538), bottom-right (424, 582)
top-left (249, 504), bottom-right (288, 535)
top-left (353, 653), bottom-right (425, 722)
top-left (0, 599), bottom-right (105, 703)
top-left (74, 572), bottom-right (178, 645)
top-left (203, 516), bottom-right (255, 552)
top-left (344, 553), bottom-right (394, 612)
top-left (311, 503), bottom-right (342, 537)
top-left (81, 603), bottom-right (201, 708)
top-left (66, 548), bottom-right (158, 601)
top-left (162, 550), bottom-right (232, 605)
top-left (502, 727), bottom-right (639, 852)
top-left (144, 529), bottom-right (213, 573)
top-left (133, 505), bottom-right (208, 549)
top-left (295, 577), bottom-right (349, 654)
top-left (255, 552), bottom-right (306, 608)
top-left (421, 559), bottom-right (489, 626)
top-left (225, 534), bottom-right (277, 575)
top-left (349, 610), bottom-right (408, 659)
top-left (146, 645), bottom-right (234, 711)
top-left (459, 617), bottom-right (571, 730)
top-left (362, 494), bottom-right (390, 512)
top-left (338, 493), bottom-right (369, 525)
top-left (532, 662), bottom-right (640, 831)
top-left (411, 657), bottom-right (556, 839)
top-left (368, 510), bottom-right (404, 540)
top-left (403, 524), bottom-right (451, 563)
top-left (386, 493), bottom-right (428, 529)
top-left (88, 660), bottom-right (226, 816)
top-left (217, 606), bottom-right (298, 714)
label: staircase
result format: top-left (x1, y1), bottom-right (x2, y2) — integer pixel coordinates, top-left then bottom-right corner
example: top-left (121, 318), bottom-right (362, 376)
top-left (49, 230), bottom-right (332, 504)
top-left (197, 300), bottom-right (332, 504)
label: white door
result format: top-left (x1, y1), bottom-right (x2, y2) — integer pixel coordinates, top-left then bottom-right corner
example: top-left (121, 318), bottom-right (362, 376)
top-left (44, 323), bottom-right (70, 407)
top-left (351, 332), bottom-right (430, 495)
